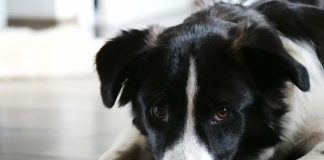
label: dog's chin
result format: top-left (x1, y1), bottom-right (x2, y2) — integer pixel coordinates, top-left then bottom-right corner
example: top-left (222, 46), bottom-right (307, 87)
top-left (158, 133), bottom-right (237, 160)
top-left (161, 145), bottom-right (214, 160)
top-left (161, 151), bottom-right (236, 160)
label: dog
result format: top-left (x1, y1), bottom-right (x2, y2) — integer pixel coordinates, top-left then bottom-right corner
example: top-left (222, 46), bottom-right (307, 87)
top-left (96, 0), bottom-right (324, 159)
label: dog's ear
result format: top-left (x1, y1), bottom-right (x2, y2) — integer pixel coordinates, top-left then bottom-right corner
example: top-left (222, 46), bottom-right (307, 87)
top-left (95, 29), bottom-right (150, 108)
top-left (233, 23), bottom-right (310, 91)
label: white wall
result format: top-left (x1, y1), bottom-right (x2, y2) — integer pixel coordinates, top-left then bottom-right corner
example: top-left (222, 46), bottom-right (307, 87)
top-left (99, 0), bottom-right (193, 26)
top-left (98, 0), bottom-right (194, 38)
top-left (8, 0), bottom-right (56, 19)
top-left (7, 0), bottom-right (94, 21)
top-left (54, 0), bottom-right (79, 20)
top-left (7, 0), bottom-right (95, 31)
top-left (0, 0), bottom-right (7, 28)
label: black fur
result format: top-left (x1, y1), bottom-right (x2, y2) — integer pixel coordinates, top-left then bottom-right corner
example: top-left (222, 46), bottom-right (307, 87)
top-left (96, 1), bottom-right (324, 160)
top-left (254, 0), bottom-right (324, 66)
top-left (96, 29), bottom-right (149, 108)
top-left (289, 0), bottom-right (324, 8)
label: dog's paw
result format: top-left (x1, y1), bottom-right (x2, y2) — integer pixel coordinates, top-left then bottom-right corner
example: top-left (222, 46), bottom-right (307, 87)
top-left (99, 125), bottom-right (154, 160)
top-left (99, 143), bottom-right (154, 160)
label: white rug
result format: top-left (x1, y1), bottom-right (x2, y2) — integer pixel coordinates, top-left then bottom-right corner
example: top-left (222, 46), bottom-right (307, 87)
top-left (0, 25), bottom-right (104, 79)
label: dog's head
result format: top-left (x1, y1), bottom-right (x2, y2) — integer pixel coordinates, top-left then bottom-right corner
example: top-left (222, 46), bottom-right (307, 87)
top-left (96, 11), bottom-right (309, 160)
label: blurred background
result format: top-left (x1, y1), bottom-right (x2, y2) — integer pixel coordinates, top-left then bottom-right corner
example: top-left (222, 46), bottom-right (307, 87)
top-left (0, 0), bottom-right (194, 159)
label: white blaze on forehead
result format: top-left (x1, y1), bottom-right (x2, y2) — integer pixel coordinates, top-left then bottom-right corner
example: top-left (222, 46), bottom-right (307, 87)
top-left (162, 57), bottom-right (213, 160)
top-left (146, 24), bottom-right (164, 47)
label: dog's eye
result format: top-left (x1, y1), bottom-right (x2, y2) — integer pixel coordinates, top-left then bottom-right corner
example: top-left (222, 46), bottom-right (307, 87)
top-left (213, 107), bottom-right (231, 123)
top-left (151, 105), bottom-right (168, 121)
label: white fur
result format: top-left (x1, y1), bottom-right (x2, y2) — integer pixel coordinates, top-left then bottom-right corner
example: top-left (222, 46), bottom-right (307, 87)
top-left (99, 124), bottom-right (146, 160)
top-left (219, 0), bottom-right (242, 4)
top-left (280, 36), bottom-right (324, 152)
top-left (196, 0), bottom-right (262, 8)
top-left (257, 147), bottom-right (275, 160)
top-left (162, 58), bottom-right (214, 160)
top-left (146, 24), bottom-right (164, 47)
top-left (242, 0), bottom-right (262, 6)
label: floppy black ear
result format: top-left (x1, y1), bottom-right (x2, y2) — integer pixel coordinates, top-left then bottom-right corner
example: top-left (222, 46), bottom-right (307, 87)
top-left (255, 1), bottom-right (324, 64)
top-left (96, 29), bottom-right (149, 108)
top-left (233, 24), bottom-right (310, 91)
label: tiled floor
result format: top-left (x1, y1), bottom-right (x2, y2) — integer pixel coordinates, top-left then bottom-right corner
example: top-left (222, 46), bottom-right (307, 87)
top-left (0, 78), bottom-right (131, 160)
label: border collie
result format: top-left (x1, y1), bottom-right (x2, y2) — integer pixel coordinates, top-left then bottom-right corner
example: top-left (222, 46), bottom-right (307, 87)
top-left (96, 0), bottom-right (324, 159)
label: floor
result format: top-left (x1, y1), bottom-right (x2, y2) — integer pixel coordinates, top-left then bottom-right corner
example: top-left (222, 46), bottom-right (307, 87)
top-left (0, 78), bottom-right (131, 160)
top-left (1, 79), bottom-right (324, 160)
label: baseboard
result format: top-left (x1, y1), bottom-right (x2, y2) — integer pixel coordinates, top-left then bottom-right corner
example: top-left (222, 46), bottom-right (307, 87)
top-left (8, 18), bottom-right (77, 30)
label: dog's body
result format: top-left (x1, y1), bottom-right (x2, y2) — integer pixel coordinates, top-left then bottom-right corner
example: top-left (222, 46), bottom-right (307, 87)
top-left (96, 1), bottom-right (324, 160)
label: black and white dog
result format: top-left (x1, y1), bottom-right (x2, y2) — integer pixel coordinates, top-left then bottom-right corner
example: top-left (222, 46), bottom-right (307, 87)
top-left (96, 0), bottom-right (324, 159)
